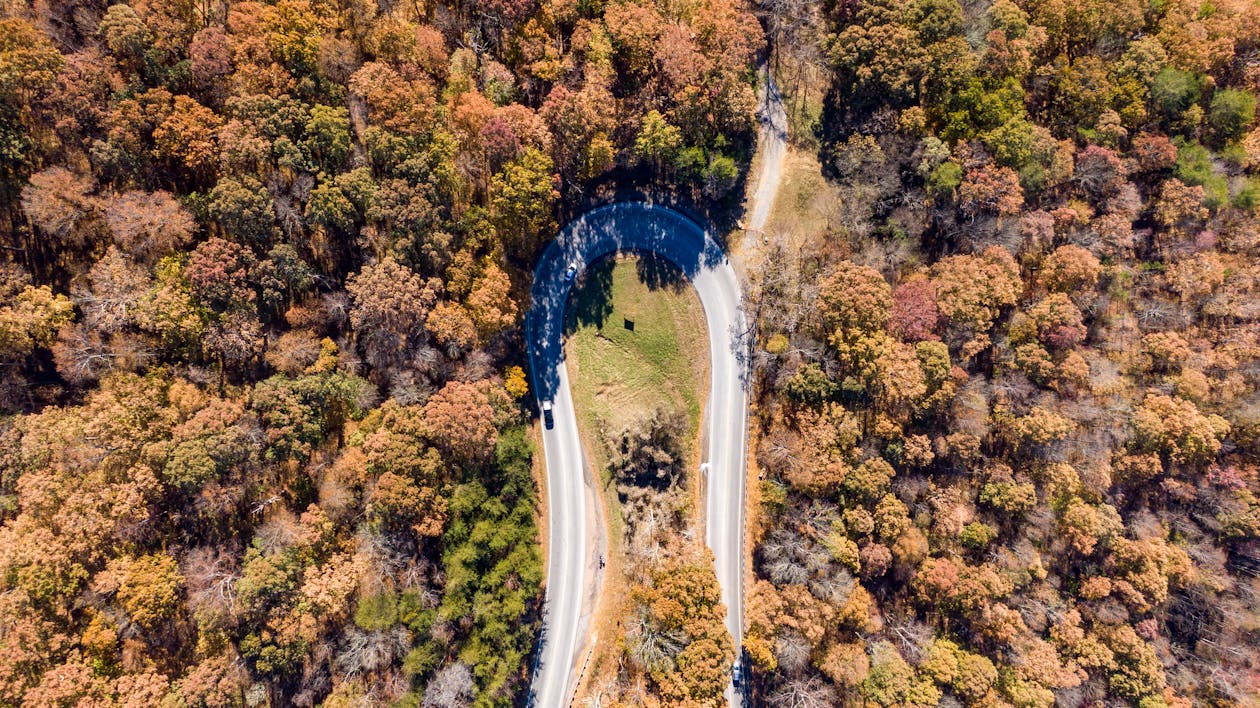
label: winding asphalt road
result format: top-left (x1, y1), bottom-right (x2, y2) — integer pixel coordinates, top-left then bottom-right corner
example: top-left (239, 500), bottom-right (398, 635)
top-left (527, 62), bottom-right (788, 708)
top-left (525, 203), bottom-right (750, 707)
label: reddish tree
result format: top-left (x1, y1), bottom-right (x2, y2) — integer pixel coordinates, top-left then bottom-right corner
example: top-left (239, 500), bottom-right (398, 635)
top-left (693, 0), bottom-right (765, 70)
top-left (346, 257), bottom-right (440, 367)
top-left (44, 48), bottom-right (122, 138)
top-left (104, 190), bottom-right (196, 264)
top-left (348, 62), bottom-right (435, 135)
top-left (655, 24), bottom-right (705, 92)
top-left (21, 167), bottom-right (97, 251)
top-left (412, 24), bottom-right (449, 79)
top-left (889, 277), bottom-right (940, 341)
top-left (604, 2), bottom-right (664, 78)
top-left (189, 26), bottom-right (232, 87)
top-left (539, 85), bottom-right (615, 178)
top-left (422, 380), bottom-right (498, 463)
top-left (481, 116), bottom-right (521, 171)
top-left (186, 237), bottom-right (255, 312)
top-left (1074, 145), bottom-right (1127, 201)
top-left (959, 164), bottom-right (1024, 217)
top-left (477, 0), bottom-right (537, 31)
top-left (1130, 133), bottom-right (1178, 172)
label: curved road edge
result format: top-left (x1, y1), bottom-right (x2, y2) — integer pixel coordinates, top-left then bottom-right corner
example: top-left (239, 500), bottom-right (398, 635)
top-left (525, 203), bottom-right (750, 707)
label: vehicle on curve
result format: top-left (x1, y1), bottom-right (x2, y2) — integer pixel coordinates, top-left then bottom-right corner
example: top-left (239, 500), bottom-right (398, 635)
top-left (563, 263), bottom-right (578, 282)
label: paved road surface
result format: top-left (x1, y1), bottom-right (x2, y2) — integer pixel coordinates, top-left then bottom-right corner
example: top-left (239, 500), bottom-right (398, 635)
top-left (526, 203), bottom-right (750, 707)
top-left (748, 64), bottom-right (789, 233)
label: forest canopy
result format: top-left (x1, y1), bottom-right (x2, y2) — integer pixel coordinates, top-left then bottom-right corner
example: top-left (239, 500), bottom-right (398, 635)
top-left (748, 0), bottom-right (1260, 705)
top-left (6, 0), bottom-right (1260, 705)
top-left (0, 0), bottom-right (762, 705)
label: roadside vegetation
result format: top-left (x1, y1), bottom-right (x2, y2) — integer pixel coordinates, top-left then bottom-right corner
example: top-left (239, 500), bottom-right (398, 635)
top-left (564, 254), bottom-right (733, 705)
top-left (746, 0), bottom-right (1260, 706)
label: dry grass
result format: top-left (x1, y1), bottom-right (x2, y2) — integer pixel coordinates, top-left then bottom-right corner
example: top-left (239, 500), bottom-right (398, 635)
top-left (730, 145), bottom-right (842, 285)
top-left (762, 148), bottom-right (843, 242)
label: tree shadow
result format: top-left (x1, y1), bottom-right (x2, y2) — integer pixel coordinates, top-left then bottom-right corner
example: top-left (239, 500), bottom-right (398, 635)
top-left (635, 251), bottom-right (687, 293)
top-left (563, 255), bottom-right (615, 335)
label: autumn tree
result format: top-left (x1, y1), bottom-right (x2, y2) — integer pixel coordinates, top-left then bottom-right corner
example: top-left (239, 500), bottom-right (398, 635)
top-left (422, 380), bottom-right (499, 464)
top-left (959, 164), bottom-right (1024, 217)
top-left (0, 285), bottom-right (74, 362)
top-left (628, 553), bottom-right (734, 704)
top-left (889, 276), bottom-right (940, 342)
top-left (93, 553), bottom-right (185, 630)
top-left (0, 18), bottom-right (63, 199)
top-left (186, 237), bottom-right (256, 312)
top-left (1131, 394), bottom-right (1229, 464)
top-left (103, 190), bottom-right (196, 265)
top-left (828, 0), bottom-right (970, 113)
top-left (466, 262), bottom-right (517, 339)
top-left (153, 95), bottom-right (221, 179)
top-left (818, 261), bottom-right (892, 336)
top-left (930, 247), bottom-right (1020, 336)
top-left (346, 256), bottom-right (440, 369)
top-left (21, 167), bottom-right (98, 256)
top-left (539, 85), bottom-right (615, 183)
top-left (1040, 244), bottom-right (1100, 294)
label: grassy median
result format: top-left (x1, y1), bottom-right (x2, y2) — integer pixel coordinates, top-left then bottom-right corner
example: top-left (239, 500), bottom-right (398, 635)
top-left (564, 253), bottom-right (707, 444)
top-left (562, 253), bottom-right (709, 699)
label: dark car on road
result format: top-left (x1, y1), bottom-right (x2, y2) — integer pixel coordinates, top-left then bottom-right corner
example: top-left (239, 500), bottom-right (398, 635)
top-left (542, 400), bottom-right (554, 429)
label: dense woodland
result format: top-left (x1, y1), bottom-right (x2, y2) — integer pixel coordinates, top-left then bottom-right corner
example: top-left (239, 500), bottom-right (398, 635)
top-left (746, 0), bottom-right (1260, 706)
top-left (5, 0), bottom-right (1260, 706)
top-left (0, 0), bottom-right (762, 705)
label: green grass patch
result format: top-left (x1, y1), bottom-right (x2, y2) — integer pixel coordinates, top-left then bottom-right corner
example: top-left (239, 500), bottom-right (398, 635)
top-left (564, 254), bottom-right (708, 472)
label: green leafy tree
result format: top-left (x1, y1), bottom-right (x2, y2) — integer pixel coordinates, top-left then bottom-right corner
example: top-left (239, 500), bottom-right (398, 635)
top-left (439, 428), bottom-right (542, 702)
top-left (208, 176), bottom-right (276, 246)
top-left (305, 179), bottom-right (356, 233)
top-left (490, 147), bottom-right (558, 258)
top-left (1150, 67), bottom-right (1201, 127)
top-left (304, 104), bottom-right (352, 172)
top-left (634, 110), bottom-right (682, 173)
top-left (1209, 88), bottom-right (1256, 143)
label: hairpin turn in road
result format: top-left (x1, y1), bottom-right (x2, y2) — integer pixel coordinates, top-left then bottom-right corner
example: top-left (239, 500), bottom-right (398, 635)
top-left (525, 203), bottom-right (751, 707)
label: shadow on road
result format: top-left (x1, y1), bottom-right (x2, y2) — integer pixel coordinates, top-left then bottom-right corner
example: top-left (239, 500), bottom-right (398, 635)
top-left (565, 256), bottom-right (616, 334)
top-left (636, 251), bottom-right (687, 293)
top-left (526, 202), bottom-right (752, 708)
